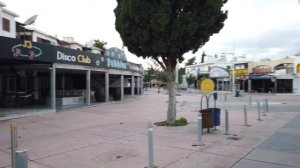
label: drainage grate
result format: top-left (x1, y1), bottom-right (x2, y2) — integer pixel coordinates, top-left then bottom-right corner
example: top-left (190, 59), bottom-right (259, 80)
top-left (227, 134), bottom-right (241, 140)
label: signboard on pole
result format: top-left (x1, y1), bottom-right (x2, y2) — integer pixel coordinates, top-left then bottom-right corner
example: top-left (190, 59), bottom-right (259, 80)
top-left (200, 79), bottom-right (215, 94)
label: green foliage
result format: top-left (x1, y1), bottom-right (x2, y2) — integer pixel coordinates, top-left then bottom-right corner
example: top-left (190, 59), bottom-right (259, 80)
top-left (144, 66), bottom-right (156, 82)
top-left (173, 117), bottom-right (188, 126)
top-left (93, 39), bottom-right (107, 50)
top-left (114, 0), bottom-right (228, 63)
top-left (178, 67), bottom-right (185, 84)
top-left (201, 52), bottom-right (206, 63)
top-left (144, 66), bottom-right (167, 83)
top-left (186, 74), bottom-right (197, 87)
top-left (115, 0), bottom-right (228, 124)
top-left (154, 117), bottom-right (188, 126)
top-left (185, 56), bottom-right (196, 66)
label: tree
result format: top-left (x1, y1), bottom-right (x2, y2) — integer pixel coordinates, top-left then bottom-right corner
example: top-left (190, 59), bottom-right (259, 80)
top-left (186, 74), bottom-right (197, 88)
top-left (185, 56), bottom-right (196, 66)
top-left (93, 39), bottom-right (107, 51)
top-left (115, 0), bottom-right (228, 124)
top-left (178, 67), bottom-right (185, 84)
top-left (201, 52), bottom-right (206, 63)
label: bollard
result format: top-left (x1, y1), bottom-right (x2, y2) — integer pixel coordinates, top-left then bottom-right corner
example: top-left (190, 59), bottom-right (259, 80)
top-left (224, 93), bottom-right (228, 101)
top-left (243, 105), bottom-right (251, 127)
top-left (197, 113), bottom-right (205, 146)
top-left (249, 96), bottom-right (252, 106)
top-left (262, 101), bottom-right (267, 116)
top-left (257, 102), bottom-right (262, 121)
top-left (147, 123), bottom-right (154, 168)
top-left (11, 124), bottom-right (18, 168)
top-left (16, 150), bottom-right (28, 168)
top-left (225, 109), bottom-right (229, 135)
top-left (265, 98), bottom-right (269, 112)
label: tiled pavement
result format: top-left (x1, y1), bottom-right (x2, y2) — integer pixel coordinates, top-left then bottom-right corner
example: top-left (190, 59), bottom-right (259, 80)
top-left (0, 89), bottom-right (299, 168)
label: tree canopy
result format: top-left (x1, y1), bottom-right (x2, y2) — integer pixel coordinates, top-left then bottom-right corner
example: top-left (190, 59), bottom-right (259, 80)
top-left (185, 56), bottom-right (197, 66)
top-left (93, 39), bottom-right (107, 51)
top-left (115, 0), bottom-right (227, 67)
top-left (115, 0), bottom-right (228, 124)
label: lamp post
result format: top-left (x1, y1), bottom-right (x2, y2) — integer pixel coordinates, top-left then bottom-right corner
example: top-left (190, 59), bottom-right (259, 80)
top-left (232, 63), bottom-right (236, 96)
top-left (222, 53), bottom-right (236, 96)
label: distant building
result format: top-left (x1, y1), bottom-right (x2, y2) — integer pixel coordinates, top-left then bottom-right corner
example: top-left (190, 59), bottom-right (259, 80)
top-left (0, 1), bottom-right (19, 38)
top-left (16, 25), bottom-right (59, 45)
top-left (59, 37), bottom-right (83, 51)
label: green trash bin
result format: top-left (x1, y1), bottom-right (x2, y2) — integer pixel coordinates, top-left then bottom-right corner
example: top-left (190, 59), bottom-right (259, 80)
top-left (235, 91), bottom-right (240, 97)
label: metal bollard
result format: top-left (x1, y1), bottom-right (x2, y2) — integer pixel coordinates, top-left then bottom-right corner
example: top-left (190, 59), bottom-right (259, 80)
top-left (11, 124), bottom-right (18, 168)
top-left (262, 101), bottom-right (267, 116)
top-left (197, 113), bottom-right (205, 146)
top-left (225, 109), bottom-right (229, 135)
top-left (16, 150), bottom-right (28, 168)
top-left (147, 123), bottom-right (154, 168)
top-left (257, 102), bottom-right (262, 121)
top-left (265, 98), bottom-right (269, 112)
top-left (243, 105), bottom-right (251, 127)
top-left (249, 96), bottom-right (252, 106)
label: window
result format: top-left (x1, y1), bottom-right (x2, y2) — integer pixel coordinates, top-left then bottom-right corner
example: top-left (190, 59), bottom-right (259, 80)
top-left (37, 37), bottom-right (51, 44)
top-left (2, 18), bottom-right (10, 32)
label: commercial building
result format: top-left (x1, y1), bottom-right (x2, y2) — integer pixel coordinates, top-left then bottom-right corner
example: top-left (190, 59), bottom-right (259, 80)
top-left (0, 3), bottom-right (143, 118)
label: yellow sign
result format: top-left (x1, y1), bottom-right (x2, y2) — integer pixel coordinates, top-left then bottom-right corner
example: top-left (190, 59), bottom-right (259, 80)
top-left (200, 79), bottom-right (215, 94)
top-left (229, 69), bottom-right (248, 76)
top-left (297, 64), bottom-right (300, 74)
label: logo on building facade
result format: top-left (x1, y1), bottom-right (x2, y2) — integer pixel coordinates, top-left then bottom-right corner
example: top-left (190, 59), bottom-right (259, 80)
top-left (57, 51), bottom-right (91, 64)
top-left (12, 40), bottom-right (42, 60)
top-left (107, 57), bottom-right (127, 69)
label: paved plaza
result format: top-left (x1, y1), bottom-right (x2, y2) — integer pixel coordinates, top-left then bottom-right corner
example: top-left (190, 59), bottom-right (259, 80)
top-left (0, 89), bottom-right (300, 168)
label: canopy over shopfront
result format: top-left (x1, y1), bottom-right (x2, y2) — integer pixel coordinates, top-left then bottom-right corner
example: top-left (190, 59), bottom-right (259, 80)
top-left (0, 36), bottom-right (143, 117)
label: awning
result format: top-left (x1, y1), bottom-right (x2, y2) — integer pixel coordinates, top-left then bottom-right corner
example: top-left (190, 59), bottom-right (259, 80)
top-left (250, 76), bottom-right (273, 80)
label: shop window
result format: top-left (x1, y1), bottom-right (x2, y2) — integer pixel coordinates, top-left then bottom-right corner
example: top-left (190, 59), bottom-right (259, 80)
top-left (2, 18), bottom-right (10, 32)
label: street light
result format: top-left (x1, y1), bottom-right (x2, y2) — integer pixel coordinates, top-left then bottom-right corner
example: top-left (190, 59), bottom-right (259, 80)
top-left (222, 53), bottom-right (236, 96)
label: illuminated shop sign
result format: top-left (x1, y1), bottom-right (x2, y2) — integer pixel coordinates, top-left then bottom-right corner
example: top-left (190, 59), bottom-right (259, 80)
top-left (229, 69), bottom-right (249, 76)
top-left (12, 40), bottom-right (42, 60)
top-left (253, 66), bottom-right (272, 74)
top-left (56, 51), bottom-right (91, 64)
top-left (0, 36), bottom-right (142, 71)
top-left (107, 57), bottom-right (127, 69)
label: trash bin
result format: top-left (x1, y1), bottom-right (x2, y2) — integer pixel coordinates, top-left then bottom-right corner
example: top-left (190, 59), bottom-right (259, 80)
top-left (235, 91), bottom-right (240, 97)
top-left (212, 108), bottom-right (221, 126)
top-left (200, 108), bottom-right (215, 131)
top-left (213, 92), bottom-right (218, 100)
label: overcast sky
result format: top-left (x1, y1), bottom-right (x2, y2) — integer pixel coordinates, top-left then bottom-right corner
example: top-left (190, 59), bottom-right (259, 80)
top-left (3, 0), bottom-right (300, 65)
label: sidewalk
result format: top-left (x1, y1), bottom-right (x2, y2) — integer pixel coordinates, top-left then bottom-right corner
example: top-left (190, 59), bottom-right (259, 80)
top-left (0, 90), bottom-right (299, 168)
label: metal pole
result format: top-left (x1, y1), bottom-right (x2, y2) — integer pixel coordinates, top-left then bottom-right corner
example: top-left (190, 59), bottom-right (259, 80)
top-left (225, 109), bottom-right (229, 135)
top-left (244, 105), bottom-right (250, 127)
top-left (257, 102), bottom-right (262, 121)
top-left (265, 98), bottom-right (269, 112)
top-left (147, 123), bottom-right (154, 168)
top-left (86, 69), bottom-right (91, 106)
top-left (249, 96), bottom-right (252, 106)
top-left (16, 150), bottom-right (28, 168)
top-left (105, 72), bottom-right (109, 102)
top-left (197, 113), bottom-right (205, 146)
top-left (262, 101), bottom-right (267, 116)
top-left (50, 64), bottom-right (56, 110)
top-left (232, 64), bottom-right (236, 97)
top-left (224, 93), bottom-right (227, 101)
top-left (11, 123), bottom-right (18, 168)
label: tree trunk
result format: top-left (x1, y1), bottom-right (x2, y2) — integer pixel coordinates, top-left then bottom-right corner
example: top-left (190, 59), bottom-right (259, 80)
top-left (166, 69), bottom-right (176, 124)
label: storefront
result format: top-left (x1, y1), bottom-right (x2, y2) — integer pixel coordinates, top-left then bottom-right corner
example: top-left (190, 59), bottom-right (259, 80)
top-left (249, 65), bottom-right (274, 93)
top-left (0, 36), bottom-right (143, 116)
top-left (209, 66), bottom-right (230, 91)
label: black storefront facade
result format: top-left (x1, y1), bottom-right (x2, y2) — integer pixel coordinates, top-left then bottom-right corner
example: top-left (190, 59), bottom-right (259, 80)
top-left (0, 36), bottom-right (143, 117)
